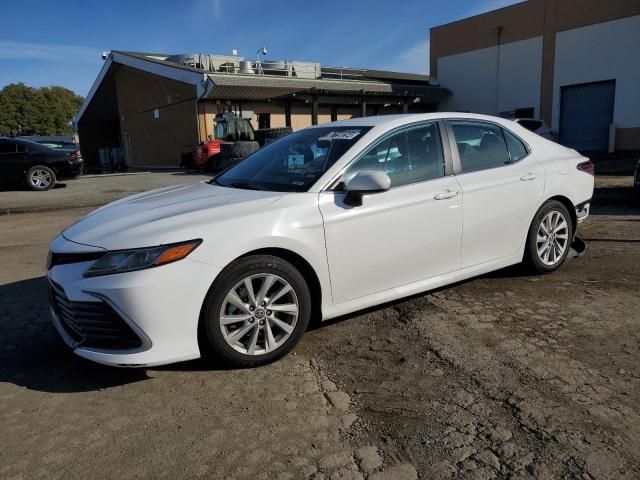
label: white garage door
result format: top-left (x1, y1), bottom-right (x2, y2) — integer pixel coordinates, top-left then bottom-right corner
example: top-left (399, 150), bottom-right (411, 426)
top-left (559, 80), bottom-right (615, 151)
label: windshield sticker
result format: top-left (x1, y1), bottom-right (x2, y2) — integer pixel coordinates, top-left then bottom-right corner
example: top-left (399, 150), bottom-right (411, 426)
top-left (287, 154), bottom-right (305, 169)
top-left (320, 130), bottom-right (362, 141)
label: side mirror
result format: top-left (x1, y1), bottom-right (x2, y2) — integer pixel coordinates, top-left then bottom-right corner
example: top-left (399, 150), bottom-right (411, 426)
top-left (343, 170), bottom-right (391, 206)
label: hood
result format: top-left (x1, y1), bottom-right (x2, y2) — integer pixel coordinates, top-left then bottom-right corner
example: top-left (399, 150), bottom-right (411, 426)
top-left (63, 181), bottom-right (283, 250)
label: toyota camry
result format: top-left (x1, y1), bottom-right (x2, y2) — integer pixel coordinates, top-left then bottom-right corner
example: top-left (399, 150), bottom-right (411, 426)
top-left (47, 113), bottom-right (594, 368)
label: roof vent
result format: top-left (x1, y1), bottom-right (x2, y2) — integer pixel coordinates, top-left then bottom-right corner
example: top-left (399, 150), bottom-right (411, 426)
top-left (239, 60), bottom-right (255, 74)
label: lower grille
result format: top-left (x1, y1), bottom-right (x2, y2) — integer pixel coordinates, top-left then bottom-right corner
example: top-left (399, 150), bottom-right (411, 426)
top-left (49, 280), bottom-right (142, 350)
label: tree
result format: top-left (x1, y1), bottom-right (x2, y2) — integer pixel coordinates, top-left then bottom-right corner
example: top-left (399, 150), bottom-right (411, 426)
top-left (0, 83), bottom-right (84, 136)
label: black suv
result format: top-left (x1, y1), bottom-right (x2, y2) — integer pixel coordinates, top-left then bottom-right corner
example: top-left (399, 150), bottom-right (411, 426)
top-left (0, 137), bottom-right (83, 191)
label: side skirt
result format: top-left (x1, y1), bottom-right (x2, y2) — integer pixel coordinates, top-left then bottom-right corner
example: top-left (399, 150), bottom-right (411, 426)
top-left (321, 254), bottom-right (522, 321)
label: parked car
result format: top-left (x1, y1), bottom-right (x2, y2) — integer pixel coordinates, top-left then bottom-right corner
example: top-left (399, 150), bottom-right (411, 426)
top-left (635, 159), bottom-right (640, 195)
top-left (47, 113), bottom-right (594, 368)
top-left (513, 118), bottom-right (554, 141)
top-left (0, 137), bottom-right (83, 191)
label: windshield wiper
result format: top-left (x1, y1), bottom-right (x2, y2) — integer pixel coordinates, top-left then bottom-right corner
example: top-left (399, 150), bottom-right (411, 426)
top-left (229, 182), bottom-right (263, 191)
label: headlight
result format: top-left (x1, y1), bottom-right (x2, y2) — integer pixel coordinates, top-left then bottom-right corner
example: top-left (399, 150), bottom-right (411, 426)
top-left (83, 239), bottom-right (202, 277)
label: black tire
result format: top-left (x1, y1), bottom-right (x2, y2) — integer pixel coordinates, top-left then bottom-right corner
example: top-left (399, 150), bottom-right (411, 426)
top-left (525, 200), bottom-right (573, 274)
top-left (26, 165), bottom-right (56, 191)
top-left (220, 141), bottom-right (260, 160)
top-left (200, 255), bottom-right (311, 368)
top-left (210, 155), bottom-right (242, 173)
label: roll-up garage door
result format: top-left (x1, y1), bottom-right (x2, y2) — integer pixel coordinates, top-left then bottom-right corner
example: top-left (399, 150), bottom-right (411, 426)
top-left (559, 80), bottom-right (615, 151)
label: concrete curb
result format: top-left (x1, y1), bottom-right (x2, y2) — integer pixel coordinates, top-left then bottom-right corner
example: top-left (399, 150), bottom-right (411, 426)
top-left (80, 172), bottom-right (151, 179)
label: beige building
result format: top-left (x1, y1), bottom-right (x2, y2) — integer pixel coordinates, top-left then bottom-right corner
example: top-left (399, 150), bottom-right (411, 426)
top-left (76, 51), bottom-right (450, 170)
top-left (430, 0), bottom-right (640, 151)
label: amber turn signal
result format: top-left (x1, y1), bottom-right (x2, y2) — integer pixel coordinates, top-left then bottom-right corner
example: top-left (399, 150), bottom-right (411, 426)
top-left (153, 240), bottom-right (202, 266)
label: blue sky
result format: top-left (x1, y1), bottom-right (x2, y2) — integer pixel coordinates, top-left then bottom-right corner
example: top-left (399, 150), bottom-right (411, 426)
top-left (0, 0), bottom-right (521, 97)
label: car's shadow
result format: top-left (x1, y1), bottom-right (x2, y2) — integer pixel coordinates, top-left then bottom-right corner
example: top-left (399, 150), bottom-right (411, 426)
top-left (0, 262), bottom-right (565, 393)
top-left (0, 276), bottom-right (231, 393)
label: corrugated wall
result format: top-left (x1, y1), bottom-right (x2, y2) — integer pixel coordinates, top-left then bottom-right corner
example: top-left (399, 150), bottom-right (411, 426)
top-left (115, 66), bottom-right (199, 168)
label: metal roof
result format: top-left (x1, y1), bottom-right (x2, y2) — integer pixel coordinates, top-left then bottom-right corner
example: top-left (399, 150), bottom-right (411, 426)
top-left (76, 51), bottom-right (451, 124)
top-left (204, 73), bottom-right (393, 100)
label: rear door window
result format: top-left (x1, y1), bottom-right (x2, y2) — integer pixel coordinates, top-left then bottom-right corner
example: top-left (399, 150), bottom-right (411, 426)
top-left (449, 121), bottom-right (511, 173)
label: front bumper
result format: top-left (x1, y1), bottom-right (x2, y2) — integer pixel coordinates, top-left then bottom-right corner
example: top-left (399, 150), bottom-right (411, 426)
top-left (47, 237), bottom-right (221, 367)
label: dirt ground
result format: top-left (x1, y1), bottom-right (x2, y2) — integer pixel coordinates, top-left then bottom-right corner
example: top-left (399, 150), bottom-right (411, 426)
top-left (0, 174), bottom-right (638, 479)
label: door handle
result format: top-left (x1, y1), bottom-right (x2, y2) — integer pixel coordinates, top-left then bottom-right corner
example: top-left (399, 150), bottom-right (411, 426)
top-left (434, 189), bottom-right (459, 200)
top-left (520, 173), bottom-right (538, 181)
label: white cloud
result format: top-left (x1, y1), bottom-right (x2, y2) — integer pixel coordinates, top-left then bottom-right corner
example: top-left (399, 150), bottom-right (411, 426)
top-left (0, 40), bottom-right (101, 63)
top-left (380, 0), bottom-right (523, 74)
top-left (212, 0), bottom-right (222, 18)
top-left (383, 40), bottom-right (430, 75)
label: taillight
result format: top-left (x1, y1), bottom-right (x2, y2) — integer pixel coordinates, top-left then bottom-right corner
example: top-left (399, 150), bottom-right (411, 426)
top-left (577, 160), bottom-right (594, 175)
top-left (68, 150), bottom-right (81, 162)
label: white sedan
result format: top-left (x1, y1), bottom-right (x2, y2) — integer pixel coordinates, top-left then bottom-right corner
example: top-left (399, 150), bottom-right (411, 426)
top-left (47, 113), bottom-right (594, 368)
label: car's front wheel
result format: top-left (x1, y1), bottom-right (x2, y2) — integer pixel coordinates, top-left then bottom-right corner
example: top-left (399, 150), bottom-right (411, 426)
top-left (201, 255), bottom-right (311, 368)
top-left (26, 165), bottom-right (56, 191)
top-left (525, 200), bottom-right (573, 273)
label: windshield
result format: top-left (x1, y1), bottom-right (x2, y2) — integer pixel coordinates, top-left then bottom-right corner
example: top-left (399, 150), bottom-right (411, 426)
top-left (213, 126), bottom-right (371, 192)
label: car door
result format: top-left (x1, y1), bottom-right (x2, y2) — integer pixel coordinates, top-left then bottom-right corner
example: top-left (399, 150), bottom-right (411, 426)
top-left (0, 140), bottom-right (25, 184)
top-left (446, 120), bottom-right (545, 268)
top-left (319, 121), bottom-right (463, 305)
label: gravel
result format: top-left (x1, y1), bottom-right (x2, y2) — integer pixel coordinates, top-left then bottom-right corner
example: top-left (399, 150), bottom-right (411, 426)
top-left (1, 174), bottom-right (639, 478)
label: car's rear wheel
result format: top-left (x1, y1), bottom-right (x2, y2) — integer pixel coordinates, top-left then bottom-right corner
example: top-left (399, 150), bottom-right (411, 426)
top-left (525, 200), bottom-right (573, 273)
top-left (201, 255), bottom-right (311, 367)
top-left (26, 165), bottom-right (56, 191)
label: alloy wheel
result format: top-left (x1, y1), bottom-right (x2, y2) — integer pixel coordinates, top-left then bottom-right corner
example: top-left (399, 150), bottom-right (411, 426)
top-left (31, 169), bottom-right (52, 189)
top-left (219, 273), bottom-right (299, 356)
top-left (536, 210), bottom-right (569, 266)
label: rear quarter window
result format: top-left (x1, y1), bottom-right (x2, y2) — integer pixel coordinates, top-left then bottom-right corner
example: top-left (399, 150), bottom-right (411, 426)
top-left (503, 129), bottom-right (529, 162)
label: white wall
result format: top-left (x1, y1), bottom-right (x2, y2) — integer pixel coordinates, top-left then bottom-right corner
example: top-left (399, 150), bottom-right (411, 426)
top-left (437, 36), bottom-right (543, 117)
top-left (552, 15), bottom-right (640, 131)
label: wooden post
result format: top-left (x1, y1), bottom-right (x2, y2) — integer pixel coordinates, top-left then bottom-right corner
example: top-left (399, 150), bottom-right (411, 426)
top-left (285, 102), bottom-right (292, 128)
top-left (311, 96), bottom-right (318, 125)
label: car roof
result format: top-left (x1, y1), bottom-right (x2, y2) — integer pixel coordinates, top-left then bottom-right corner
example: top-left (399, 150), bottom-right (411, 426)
top-left (0, 137), bottom-right (52, 150)
top-left (307, 112), bottom-right (521, 130)
top-left (514, 118), bottom-right (545, 124)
